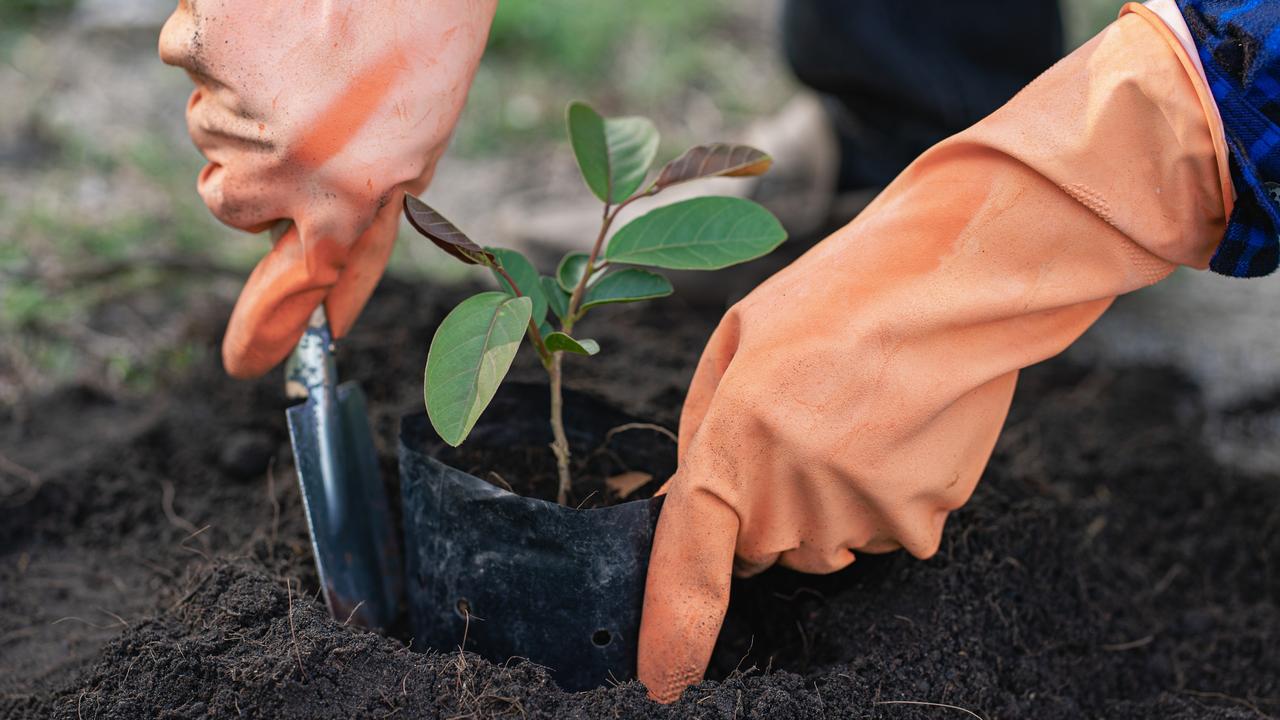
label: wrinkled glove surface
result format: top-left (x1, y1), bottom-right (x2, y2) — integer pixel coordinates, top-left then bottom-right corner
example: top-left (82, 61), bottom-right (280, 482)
top-left (160, 0), bottom-right (495, 377)
top-left (638, 4), bottom-right (1230, 702)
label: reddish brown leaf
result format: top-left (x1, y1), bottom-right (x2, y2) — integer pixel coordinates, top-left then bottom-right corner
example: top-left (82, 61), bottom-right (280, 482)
top-left (403, 194), bottom-right (495, 266)
top-left (605, 471), bottom-right (653, 500)
top-left (653, 143), bottom-right (772, 191)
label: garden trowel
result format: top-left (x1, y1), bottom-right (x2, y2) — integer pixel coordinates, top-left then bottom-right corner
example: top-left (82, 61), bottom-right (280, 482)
top-left (285, 305), bottom-right (402, 630)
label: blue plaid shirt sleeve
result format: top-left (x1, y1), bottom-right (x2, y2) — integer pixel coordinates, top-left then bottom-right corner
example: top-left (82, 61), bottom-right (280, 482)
top-left (1177, 0), bottom-right (1280, 277)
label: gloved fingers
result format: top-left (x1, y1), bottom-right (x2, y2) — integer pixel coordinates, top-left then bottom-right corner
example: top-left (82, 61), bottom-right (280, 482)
top-left (637, 482), bottom-right (739, 703)
top-left (185, 91), bottom-right (293, 234)
top-left (319, 155), bottom-right (441, 342)
top-left (158, 0), bottom-right (245, 89)
top-left (675, 310), bottom-right (742, 454)
top-left (221, 196), bottom-right (402, 377)
top-left (325, 195), bottom-right (404, 339)
top-left (221, 221), bottom-right (330, 378)
top-left (158, 0), bottom-right (497, 379)
top-left (185, 85), bottom-right (272, 158)
top-left (195, 159), bottom-right (288, 234)
top-left (731, 551), bottom-right (780, 578)
top-left (157, 0), bottom-right (197, 73)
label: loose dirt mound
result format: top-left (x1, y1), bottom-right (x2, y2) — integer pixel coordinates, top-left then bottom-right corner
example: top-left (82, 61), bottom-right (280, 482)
top-left (3, 279), bottom-right (1277, 719)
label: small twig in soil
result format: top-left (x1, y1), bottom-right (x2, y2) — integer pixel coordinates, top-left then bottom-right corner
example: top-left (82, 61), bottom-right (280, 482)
top-left (573, 491), bottom-right (598, 510)
top-left (342, 601), bottom-right (366, 626)
top-left (131, 556), bottom-right (176, 580)
top-left (1177, 689), bottom-right (1269, 716)
top-left (285, 578), bottom-right (308, 681)
top-left (454, 606), bottom-right (473, 693)
top-left (95, 607), bottom-right (129, 628)
top-left (169, 571), bottom-right (213, 611)
top-left (484, 471), bottom-right (513, 493)
top-left (459, 605), bottom-right (473, 652)
top-left (0, 451), bottom-right (42, 507)
top-left (732, 635), bottom-right (755, 677)
top-left (604, 422), bottom-right (678, 445)
top-left (51, 615), bottom-right (126, 631)
top-left (874, 700), bottom-right (987, 720)
top-left (161, 480), bottom-right (202, 542)
top-left (178, 525), bottom-right (213, 561)
top-left (1152, 564), bottom-right (1184, 596)
top-left (378, 687), bottom-right (396, 711)
top-left (1101, 635), bottom-right (1154, 651)
top-left (1082, 515), bottom-right (1108, 545)
top-left (476, 696), bottom-right (526, 719)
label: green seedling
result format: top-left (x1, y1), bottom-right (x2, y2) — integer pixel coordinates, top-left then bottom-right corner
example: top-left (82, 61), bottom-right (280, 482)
top-left (405, 100), bottom-right (786, 505)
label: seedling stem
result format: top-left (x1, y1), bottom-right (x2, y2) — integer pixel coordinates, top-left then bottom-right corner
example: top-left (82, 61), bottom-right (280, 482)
top-left (409, 102), bottom-right (785, 505)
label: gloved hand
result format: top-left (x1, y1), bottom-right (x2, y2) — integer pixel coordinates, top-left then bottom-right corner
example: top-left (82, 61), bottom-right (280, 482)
top-left (637, 4), bottom-right (1231, 703)
top-left (159, 0), bottom-right (496, 377)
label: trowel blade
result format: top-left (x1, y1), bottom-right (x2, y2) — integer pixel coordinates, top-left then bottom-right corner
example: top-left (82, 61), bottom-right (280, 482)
top-left (287, 381), bottom-right (402, 630)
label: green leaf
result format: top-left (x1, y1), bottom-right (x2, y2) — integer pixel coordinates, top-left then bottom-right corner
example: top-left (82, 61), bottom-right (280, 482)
top-left (403, 195), bottom-right (495, 266)
top-left (544, 332), bottom-right (600, 356)
top-left (604, 196), bottom-right (787, 270)
top-left (581, 269), bottom-right (673, 311)
top-left (487, 247), bottom-right (546, 325)
top-left (566, 101), bottom-right (659, 204)
top-left (425, 292), bottom-right (532, 446)
top-left (555, 252), bottom-right (602, 293)
top-left (538, 320), bottom-right (554, 340)
top-left (541, 276), bottom-right (571, 323)
top-left (654, 143), bottom-right (772, 190)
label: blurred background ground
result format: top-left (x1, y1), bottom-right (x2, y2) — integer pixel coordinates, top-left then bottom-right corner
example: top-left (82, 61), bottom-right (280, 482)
top-left (4, 0), bottom-right (1279, 472)
top-left (0, 0), bottom-right (796, 403)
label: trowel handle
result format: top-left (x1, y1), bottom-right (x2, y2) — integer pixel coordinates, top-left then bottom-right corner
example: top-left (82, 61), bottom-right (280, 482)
top-left (274, 216), bottom-right (335, 400)
top-left (285, 305), bottom-right (350, 534)
top-left (284, 306), bottom-right (338, 401)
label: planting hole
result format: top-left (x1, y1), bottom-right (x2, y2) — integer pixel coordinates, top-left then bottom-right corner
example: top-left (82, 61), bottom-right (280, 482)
top-left (455, 598), bottom-right (472, 618)
top-left (591, 629), bottom-right (612, 647)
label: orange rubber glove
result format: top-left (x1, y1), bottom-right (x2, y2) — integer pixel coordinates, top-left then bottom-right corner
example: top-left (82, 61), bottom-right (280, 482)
top-left (159, 0), bottom-right (495, 377)
top-left (638, 4), bottom-right (1232, 703)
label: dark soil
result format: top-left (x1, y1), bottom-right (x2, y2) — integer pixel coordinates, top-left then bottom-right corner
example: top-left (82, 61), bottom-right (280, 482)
top-left (2, 277), bottom-right (1278, 719)
top-left (425, 382), bottom-right (677, 508)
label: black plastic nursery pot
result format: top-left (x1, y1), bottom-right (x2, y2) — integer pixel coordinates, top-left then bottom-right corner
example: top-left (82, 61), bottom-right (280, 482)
top-left (398, 383), bottom-right (674, 691)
